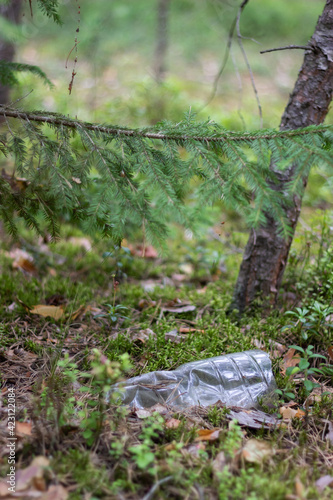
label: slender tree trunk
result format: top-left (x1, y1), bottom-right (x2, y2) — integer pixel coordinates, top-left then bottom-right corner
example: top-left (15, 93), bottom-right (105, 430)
top-left (0, 0), bottom-right (22, 106)
top-left (231, 0), bottom-right (333, 314)
top-left (154, 0), bottom-right (171, 83)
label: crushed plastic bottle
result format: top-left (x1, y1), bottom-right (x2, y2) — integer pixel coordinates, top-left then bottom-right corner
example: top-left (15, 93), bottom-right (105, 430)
top-left (110, 349), bottom-right (277, 409)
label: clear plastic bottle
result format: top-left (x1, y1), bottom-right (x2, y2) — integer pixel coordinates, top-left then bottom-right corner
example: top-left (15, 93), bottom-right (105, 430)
top-left (111, 349), bottom-right (277, 409)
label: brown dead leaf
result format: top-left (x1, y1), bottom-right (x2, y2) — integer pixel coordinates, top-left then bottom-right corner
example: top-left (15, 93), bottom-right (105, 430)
top-left (280, 406), bottom-right (305, 420)
top-left (241, 439), bottom-right (273, 463)
top-left (195, 429), bottom-right (221, 442)
top-left (7, 248), bottom-right (37, 274)
top-left (328, 345), bottom-right (333, 361)
top-left (165, 418), bottom-right (181, 429)
top-left (30, 305), bottom-right (64, 320)
top-left (16, 456), bottom-right (49, 492)
top-left (131, 328), bottom-right (156, 343)
top-left (282, 348), bottom-right (301, 375)
top-left (40, 484), bottom-right (68, 500)
top-left (138, 299), bottom-right (157, 310)
top-left (13, 258), bottom-right (37, 274)
top-left (129, 244), bottom-right (158, 258)
top-left (15, 421), bottom-right (32, 437)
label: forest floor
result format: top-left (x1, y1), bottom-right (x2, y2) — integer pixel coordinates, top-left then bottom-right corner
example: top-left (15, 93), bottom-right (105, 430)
top-left (0, 211), bottom-right (332, 500)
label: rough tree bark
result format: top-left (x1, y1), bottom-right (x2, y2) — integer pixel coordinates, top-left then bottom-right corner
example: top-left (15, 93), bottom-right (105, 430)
top-left (0, 0), bottom-right (22, 106)
top-left (231, 0), bottom-right (333, 314)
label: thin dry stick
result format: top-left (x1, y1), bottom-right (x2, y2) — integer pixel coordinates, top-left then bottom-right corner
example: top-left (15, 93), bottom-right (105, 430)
top-left (236, 1), bottom-right (263, 127)
top-left (200, 0), bottom-right (250, 112)
top-left (260, 44), bottom-right (311, 54)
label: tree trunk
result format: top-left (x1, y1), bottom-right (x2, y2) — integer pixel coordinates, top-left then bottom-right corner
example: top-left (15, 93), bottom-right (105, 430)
top-left (154, 0), bottom-right (170, 83)
top-left (231, 0), bottom-right (333, 314)
top-left (0, 0), bottom-right (22, 106)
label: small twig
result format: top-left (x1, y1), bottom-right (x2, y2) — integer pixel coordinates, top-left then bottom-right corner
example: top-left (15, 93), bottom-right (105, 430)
top-left (260, 45), bottom-right (311, 54)
top-left (236, 1), bottom-right (263, 127)
top-left (142, 476), bottom-right (173, 500)
top-left (200, 0), bottom-right (250, 112)
top-left (6, 90), bottom-right (34, 108)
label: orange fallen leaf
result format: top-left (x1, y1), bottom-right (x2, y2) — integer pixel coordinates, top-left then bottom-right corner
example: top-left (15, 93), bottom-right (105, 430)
top-left (16, 421), bottom-right (32, 437)
top-left (13, 257), bottom-right (37, 273)
top-left (280, 406), bottom-right (305, 420)
top-left (295, 476), bottom-right (305, 499)
top-left (195, 428), bottom-right (221, 442)
top-left (30, 305), bottom-right (64, 320)
top-left (282, 348), bottom-right (301, 375)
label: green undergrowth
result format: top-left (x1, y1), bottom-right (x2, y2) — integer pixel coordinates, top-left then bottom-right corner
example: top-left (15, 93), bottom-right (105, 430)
top-left (0, 211), bottom-right (333, 499)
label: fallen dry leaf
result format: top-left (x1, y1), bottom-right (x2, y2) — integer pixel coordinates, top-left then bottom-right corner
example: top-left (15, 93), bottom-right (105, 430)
top-left (280, 406), bottom-right (305, 420)
top-left (138, 299), bottom-right (157, 310)
top-left (328, 345), bottom-right (333, 361)
top-left (212, 451), bottom-right (227, 479)
top-left (282, 348), bottom-right (301, 375)
top-left (269, 339), bottom-right (286, 358)
top-left (15, 421), bottom-right (32, 437)
top-left (16, 456), bottom-right (50, 492)
top-left (129, 244), bottom-right (158, 258)
top-left (135, 409), bottom-right (153, 419)
top-left (165, 418), bottom-right (181, 429)
top-left (315, 475), bottom-right (333, 493)
top-left (131, 328), bottom-right (156, 343)
top-left (7, 248), bottom-right (37, 274)
top-left (195, 429), bottom-right (221, 442)
top-left (30, 305), bottom-right (64, 320)
top-left (241, 439), bottom-right (274, 463)
top-left (226, 407), bottom-right (280, 430)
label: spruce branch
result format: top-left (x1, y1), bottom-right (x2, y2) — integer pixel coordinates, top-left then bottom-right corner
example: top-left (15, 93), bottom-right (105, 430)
top-left (0, 105), bottom-right (332, 246)
top-left (0, 106), bottom-right (331, 143)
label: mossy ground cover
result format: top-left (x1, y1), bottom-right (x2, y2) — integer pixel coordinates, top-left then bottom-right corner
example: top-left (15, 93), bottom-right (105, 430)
top-left (0, 211), bottom-right (332, 500)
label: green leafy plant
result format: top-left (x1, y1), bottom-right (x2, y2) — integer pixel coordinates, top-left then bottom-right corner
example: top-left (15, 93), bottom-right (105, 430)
top-left (78, 350), bottom-right (131, 445)
top-left (284, 301), bottom-right (333, 342)
top-left (286, 344), bottom-right (327, 395)
top-left (96, 275), bottom-right (129, 323)
top-left (129, 413), bottom-right (164, 471)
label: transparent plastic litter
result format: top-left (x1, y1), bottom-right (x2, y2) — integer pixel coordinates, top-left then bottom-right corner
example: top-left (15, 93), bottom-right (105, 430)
top-left (110, 349), bottom-right (277, 409)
